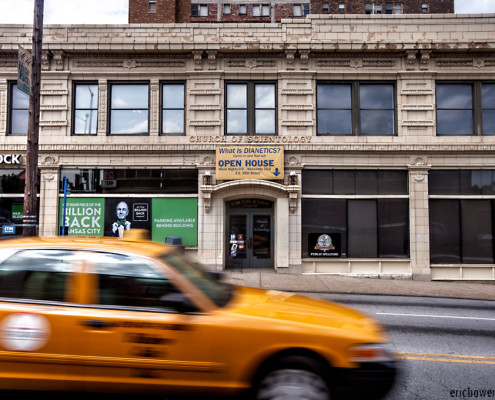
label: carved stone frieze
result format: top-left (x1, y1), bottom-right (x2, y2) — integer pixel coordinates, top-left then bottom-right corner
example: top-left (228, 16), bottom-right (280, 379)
top-left (285, 50), bottom-right (296, 70)
top-left (193, 51), bottom-right (203, 70)
top-left (207, 51), bottom-right (217, 70)
top-left (41, 52), bottom-right (51, 71)
top-left (53, 52), bottom-right (64, 71)
top-left (299, 50), bottom-right (310, 70)
top-left (226, 59), bottom-right (277, 68)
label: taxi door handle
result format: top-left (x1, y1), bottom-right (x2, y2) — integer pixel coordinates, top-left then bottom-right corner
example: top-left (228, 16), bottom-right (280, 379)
top-left (82, 319), bottom-right (112, 329)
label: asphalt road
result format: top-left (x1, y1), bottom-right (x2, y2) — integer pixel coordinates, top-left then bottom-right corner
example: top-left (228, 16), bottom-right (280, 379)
top-left (309, 293), bottom-right (495, 400)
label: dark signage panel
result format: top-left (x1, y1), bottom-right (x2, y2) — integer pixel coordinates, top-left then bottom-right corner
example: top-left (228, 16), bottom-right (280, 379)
top-left (308, 233), bottom-right (341, 257)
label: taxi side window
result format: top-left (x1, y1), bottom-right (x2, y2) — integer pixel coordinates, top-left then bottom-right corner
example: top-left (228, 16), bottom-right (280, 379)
top-left (93, 252), bottom-right (181, 309)
top-left (0, 250), bottom-right (75, 302)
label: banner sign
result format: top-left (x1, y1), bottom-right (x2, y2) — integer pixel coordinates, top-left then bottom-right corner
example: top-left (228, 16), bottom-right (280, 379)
top-left (308, 233), bottom-right (341, 257)
top-left (216, 145), bottom-right (284, 180)
top-left (104, 198), bottom-right (151, 238)
top-left (152, 198), bottom-right (198, 246)
top-left (58, 198), bottom-right (105, 236)
top-left (17, 46), bottom-right (32, 96)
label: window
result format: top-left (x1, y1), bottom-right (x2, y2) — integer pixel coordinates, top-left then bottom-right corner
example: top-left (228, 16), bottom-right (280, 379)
top-left (302, 170), bottom-right (409, 258)
top-left (317, 82), bottom-right (396, 136)
top-left (365, 3), bottom-right (382, 14)
top-left (422, 3), bottom-right (428, 13)
top-left (436, 82), bottom-right (495, 135)
top-left (191, 4), bottom-right (208, 16)
top-left (162, 83), bottom-right (185, 135)
top-left (429, 170), bottom-right (495, 264)
top-left (0, 169), bottom-right (26, 194)
top-left (226, 82), bottom-right (276, 135)
top-left (293, 4), bottom-right (309, 17)
top-left (60, 168), bottom-right (198, 194)
top-left (73, 83), bottom-right (98, 135)
top-left (148, 0), bottom-right (157, 13)
top-left (223, 4), bottom-right (231, 14)
top-left (109, 83), bottom-right (149, 135)
top-left (252, 4), bottom-right (270, 16)
top-left (322, 3), bottom-right (329, 13)
top-left (338, 3), bottom-right (345, 13)
top-left (239, 4), bottom-right (247, 14)
top-left (0, 250), bottom-right (76, 302)
top-left (386, 3), bottom-right (402, 14)
top-left (8, 83), bottom-right (29, 135)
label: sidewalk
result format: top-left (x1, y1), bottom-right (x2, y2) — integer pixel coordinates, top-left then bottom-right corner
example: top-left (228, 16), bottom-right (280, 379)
top-left (223, 270), bottom-right (495, 301)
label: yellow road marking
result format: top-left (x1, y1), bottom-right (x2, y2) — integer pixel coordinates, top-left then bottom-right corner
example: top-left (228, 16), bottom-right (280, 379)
top-left (394, 352), bottom-right (495, 365)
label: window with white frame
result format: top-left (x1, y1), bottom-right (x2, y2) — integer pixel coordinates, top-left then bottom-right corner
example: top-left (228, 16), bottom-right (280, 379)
top-left (223, 4), bottom-right (231, 14)
top-left (239, 4), bottom-right (247, 14)
top-left (338, 3), bottom-right (345, 12)
top-left (422, 3), bottom-right (428, 12)
top-left (252, 4), bottom-right (270, 16)
top-left (148, 0), bottom-right (157, 13)
top-left (293, 3), bottom-right (309, 17)
top-left (191, 4), bottom-right (208, 16)
top-left (385, 3), bottom-right (402, 14)
top-left (322, 3), bottom-right (329, 13)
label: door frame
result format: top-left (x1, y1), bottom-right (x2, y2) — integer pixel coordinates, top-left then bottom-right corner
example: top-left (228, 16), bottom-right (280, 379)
top-left (225, 199), bottom-right (274, 269)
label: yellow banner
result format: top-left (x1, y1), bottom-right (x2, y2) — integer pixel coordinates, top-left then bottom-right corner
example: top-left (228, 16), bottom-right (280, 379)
top-left (216, 145), bottom-right (284, 180)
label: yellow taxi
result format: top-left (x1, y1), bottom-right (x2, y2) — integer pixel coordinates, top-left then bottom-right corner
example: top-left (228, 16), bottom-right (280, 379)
top-left (0, 234), bottom-right (396, 399)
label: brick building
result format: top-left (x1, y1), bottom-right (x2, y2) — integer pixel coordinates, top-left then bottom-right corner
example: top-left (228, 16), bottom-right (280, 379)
top-left (129, 0), bottom-right (454, 23)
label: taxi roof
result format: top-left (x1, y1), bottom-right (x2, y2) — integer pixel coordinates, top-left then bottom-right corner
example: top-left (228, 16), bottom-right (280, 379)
top-left (0, 230), bottom-right (175, 258)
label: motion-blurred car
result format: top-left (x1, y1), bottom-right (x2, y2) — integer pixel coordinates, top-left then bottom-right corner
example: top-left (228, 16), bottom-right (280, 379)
top-left (0, 233), bottom-right (396, 400)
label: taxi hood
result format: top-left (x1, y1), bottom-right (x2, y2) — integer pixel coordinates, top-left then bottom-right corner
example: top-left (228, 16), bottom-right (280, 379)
top-left (225, 286), bottom-right (385, 339)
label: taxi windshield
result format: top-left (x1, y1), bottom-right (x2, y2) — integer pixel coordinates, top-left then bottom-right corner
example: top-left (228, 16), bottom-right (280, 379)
top-left (161, 252), bottom-right (233, 307)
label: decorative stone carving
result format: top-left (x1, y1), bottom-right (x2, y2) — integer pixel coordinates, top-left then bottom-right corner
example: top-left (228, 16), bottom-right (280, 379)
top-left (53, 52), bottom-right (64, 71)
top-left (193, 51), bottom-right (203, 70)
top-left (420, 50), bottom-right (431, 69)
top-left (299, 50), bottom-right (310, 70)
top-left (41, 155), bottom-right (58, 165)
top-left (285, 50), bottom-right (296, 70)
top-left (207, 51), bottom-right (217, 70)
top-left (41, 52), bottom-right (50, 71)
top-left (473, 58), bottom-right (485, 68)
top-left (287, 156), bottom-right (300, 166)
top-left (350, 58), bottom-right (363, 68)
top-left (123, 59), bottom-right (136, 69)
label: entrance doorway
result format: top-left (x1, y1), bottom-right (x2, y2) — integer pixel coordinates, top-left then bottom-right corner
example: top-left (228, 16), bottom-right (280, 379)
top-left (226, 199), bottom-right (274, 269)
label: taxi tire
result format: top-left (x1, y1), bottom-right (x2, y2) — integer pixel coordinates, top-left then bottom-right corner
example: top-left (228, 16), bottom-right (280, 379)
top-left (255, 367), bottom-right (331, 400)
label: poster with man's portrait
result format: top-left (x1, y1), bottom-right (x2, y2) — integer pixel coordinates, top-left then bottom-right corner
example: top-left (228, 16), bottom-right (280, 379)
top-left (104, 198), bottom-right (151, 237)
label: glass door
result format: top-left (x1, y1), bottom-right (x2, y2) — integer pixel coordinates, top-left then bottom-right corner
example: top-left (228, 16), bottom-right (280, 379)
top-left (226, 208), bottom-right (273, 269)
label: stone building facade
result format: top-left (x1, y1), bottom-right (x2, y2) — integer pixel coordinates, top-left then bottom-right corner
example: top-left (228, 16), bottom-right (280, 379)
top-left (1, 13), bottom-right (494, 280)
top-left (129, 0), bottom-right (454, 23)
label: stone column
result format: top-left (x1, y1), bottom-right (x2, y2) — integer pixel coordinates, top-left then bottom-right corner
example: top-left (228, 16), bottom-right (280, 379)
top-left (409, 159), bottom-right (431, 280)
top-left (39, 161), bottom-right (60, 237)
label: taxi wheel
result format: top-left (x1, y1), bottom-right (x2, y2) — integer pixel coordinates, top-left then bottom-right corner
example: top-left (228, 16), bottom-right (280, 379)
top-left (256, 368), bottom-right (331, 400)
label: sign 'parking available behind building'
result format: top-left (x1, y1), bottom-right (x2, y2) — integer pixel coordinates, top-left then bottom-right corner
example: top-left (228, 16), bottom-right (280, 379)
top-left (216, 145), bottom-right (284, 180)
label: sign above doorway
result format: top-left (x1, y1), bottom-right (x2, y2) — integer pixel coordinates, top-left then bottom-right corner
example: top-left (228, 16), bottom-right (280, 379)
top-left (216, 145), bottom-right (284, 180)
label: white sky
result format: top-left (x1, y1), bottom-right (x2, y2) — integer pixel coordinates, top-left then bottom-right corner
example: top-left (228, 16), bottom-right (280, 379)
top-left (0, 0), bottom-right (493, 24)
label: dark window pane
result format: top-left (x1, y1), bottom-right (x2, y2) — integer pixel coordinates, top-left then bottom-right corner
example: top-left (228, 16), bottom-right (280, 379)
top-left (378, 199), bottom-right (409, 257)
top-left (334, 171), bottom-right (355, 194)
top-left (302, 170), bottom-right (333, 195)
top-left (74, 110), bottom-right (98, 134)
top-left (317, 110), bottom-right (352, 135)
top-left (461, 200), bottom-right (493, 264)
top-left (60, 169), bottom-right (96, 192)
top-left (0, 169), bottom-right (25, 193)
top-left (482, 110), bottom-right (495, 135)
top-left (378, 170), bottom-right (408, 195)
top-left (360, 84), bottom-right (394, 109)
top-left (459, 170), bottom-right (481, 195)
top-left (437, 84), bottom-right (472, 109)
top-left (481, 171), bottom-right (495, 195)
top-left (429, 170), bottom-right (460, 195)
top-left (482, 84), bottom-right (495, 108)
top-left (317, 84), bottom-right (351, 108)
top-left (355, 171), bottom-right (378, 195)
top-left (429, 200), bottom-right (461, 264)
top-left (360, 110), bottom-right (395, 135)
top-left (437, 110), bottom-right (473, 135)
top-left (348, 200), bottom-right (377, 258)
top-left (75, 84), bottom-right (98, 109)
top-left (302, 199), bottom-right (347, 257)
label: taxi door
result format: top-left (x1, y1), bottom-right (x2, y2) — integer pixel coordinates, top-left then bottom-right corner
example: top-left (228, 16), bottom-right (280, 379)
top-left (69, 251), bottom-right (222, 396)
top-left (0, 249), bottom-right (83, 391)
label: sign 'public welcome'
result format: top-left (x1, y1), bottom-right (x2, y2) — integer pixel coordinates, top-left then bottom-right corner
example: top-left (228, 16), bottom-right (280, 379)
top-left (216, 145), bottom-right (284, 180)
